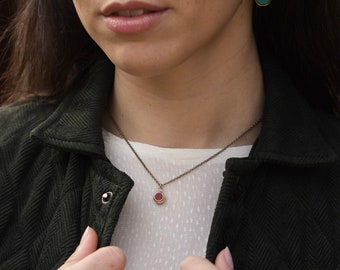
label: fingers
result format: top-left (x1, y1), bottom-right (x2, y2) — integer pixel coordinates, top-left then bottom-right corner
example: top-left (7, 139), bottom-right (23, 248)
top-left (215, 248), bottom-right (234, 270)
top-left (59, 226), bottom-right (126, 270)
top-left (181, 256), bottom-right (219, 270)
top-left (62, 227), bottom-right (231, 270)
top-left (181, 247), bottom-right (234, 270)
top-left (63, 227), bottom-right (98, 265)
top-left (75, 246), bottom-right (126, 270)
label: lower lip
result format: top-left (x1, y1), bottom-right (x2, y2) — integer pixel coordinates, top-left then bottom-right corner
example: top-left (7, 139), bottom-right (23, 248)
top-left (103, 10), bottom-right (167, 34)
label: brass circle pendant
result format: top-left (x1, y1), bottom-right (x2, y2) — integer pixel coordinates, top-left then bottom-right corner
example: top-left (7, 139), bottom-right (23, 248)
top-left (153, 190), bottom-right (166, 205)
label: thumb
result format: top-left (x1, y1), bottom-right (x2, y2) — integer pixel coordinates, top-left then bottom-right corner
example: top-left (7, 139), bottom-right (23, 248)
top-left (215, 247), bottom-right (234, 270)
top-left (63, 226), bottom-right (98, 265)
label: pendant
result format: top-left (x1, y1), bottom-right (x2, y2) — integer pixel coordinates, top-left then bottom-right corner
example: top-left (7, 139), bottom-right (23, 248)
top-left (153, 189), bottom-right (166, 205)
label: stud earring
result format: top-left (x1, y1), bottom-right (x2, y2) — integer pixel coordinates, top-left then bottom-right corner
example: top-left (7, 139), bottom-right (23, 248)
top-left (255, 0), bottom-right (272, 6)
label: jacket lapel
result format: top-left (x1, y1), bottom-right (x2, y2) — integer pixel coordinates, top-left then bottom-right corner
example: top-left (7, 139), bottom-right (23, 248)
top-left (252, 58), bottom-right (337, 166)
top-left (30, 56), bottom-right (114, 157)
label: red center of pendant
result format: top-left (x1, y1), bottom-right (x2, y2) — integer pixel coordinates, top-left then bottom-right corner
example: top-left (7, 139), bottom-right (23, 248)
top-left (154, 192), bottom-right (163, 201)
top-left (153, 191), bottom-right (166, 205)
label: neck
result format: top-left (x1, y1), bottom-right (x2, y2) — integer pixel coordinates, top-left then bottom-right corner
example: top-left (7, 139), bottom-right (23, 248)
top-left (105, 36), bottom-right (264, 149)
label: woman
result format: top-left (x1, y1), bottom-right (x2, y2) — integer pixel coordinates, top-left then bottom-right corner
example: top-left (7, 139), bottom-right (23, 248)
top-left (0, 0), bottom-right (339, 269)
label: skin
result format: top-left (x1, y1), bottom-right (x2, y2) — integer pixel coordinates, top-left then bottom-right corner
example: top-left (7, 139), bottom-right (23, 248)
top-left (65, 0), bottom-right (264, 268)
top-left (73, 0), bottom-right (264, 148)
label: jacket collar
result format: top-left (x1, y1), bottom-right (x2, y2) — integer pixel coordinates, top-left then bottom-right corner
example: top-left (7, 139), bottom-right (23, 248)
top-left (31, 55), bottom-right (337, 165)
top-left (31, 55), bottom-right (114, 157)
top-left (251, 56), bottom-right (337, 166)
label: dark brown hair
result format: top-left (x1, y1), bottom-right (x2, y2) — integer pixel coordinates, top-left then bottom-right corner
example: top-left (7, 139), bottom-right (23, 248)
top-left (0, 0), bottom-right (99, 103)
top-left (0, 0), bottom-right (15, 90)
top-left (1, 0), bottom-right (340, 115)
top-left (253, 1), bottom-right (340, 114)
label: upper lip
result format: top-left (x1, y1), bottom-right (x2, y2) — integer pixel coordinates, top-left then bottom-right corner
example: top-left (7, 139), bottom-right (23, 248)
top-left (102, 1), bottom-right (167, 16)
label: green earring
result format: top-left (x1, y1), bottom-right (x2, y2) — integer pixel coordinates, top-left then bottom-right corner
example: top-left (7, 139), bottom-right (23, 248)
top-left (255, 0), bottom-right (272, 6)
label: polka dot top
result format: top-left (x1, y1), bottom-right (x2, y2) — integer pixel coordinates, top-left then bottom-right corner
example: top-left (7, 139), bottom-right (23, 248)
top-left (103, 129), bottom-right (251, 270)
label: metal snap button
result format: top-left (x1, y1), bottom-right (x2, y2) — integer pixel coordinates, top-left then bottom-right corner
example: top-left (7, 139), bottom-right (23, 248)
top-left (101, 192), bottom-right (113, 204)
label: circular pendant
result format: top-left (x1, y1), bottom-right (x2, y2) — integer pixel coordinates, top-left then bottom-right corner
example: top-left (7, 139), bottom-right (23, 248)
top-left (153, 190), bottom-right (166, 205)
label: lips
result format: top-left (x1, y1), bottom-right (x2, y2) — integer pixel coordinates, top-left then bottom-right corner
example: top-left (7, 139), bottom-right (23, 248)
top-left (102, 1), bottom-right (169, 34)
top-left (102, 1), bottom-right (167, 17)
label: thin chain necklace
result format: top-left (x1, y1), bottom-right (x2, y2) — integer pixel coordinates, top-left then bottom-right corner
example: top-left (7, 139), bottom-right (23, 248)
top-left (107, 111), bottom-right (261, 205)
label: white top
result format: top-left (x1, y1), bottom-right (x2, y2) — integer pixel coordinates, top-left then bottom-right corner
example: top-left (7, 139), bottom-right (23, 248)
top-left (103, 129), bottom-right (251, 270)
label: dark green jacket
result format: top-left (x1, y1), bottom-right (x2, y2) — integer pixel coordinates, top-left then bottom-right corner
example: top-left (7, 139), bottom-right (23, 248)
top-left (1, 57), bottom-right (340, 270)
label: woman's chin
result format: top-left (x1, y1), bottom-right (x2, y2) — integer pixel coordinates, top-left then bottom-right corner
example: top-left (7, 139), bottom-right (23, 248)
top-left (112, 59), bottom-right (175, 78)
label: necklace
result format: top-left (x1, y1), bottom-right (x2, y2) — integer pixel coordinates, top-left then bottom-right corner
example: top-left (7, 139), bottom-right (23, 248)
top-left (107, 111), bottom-right (261, 205)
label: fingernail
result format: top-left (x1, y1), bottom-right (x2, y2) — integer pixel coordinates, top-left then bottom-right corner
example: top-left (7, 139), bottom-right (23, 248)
top-left (80, 226), bottom-right (90, 244)
top-left (224, 247), bottom-right (234, 269)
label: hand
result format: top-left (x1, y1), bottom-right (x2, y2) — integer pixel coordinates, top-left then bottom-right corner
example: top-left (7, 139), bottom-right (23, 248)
top-left (181, 248), bottom-right (234, 270)
top-left (58, 227), bottom-right (126, 270)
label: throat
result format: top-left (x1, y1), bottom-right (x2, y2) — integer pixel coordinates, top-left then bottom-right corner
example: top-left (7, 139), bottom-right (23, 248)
top-left (104, 96), bottom-right (262, 149)
top-left (107, 41), bottom-right (264, 148)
